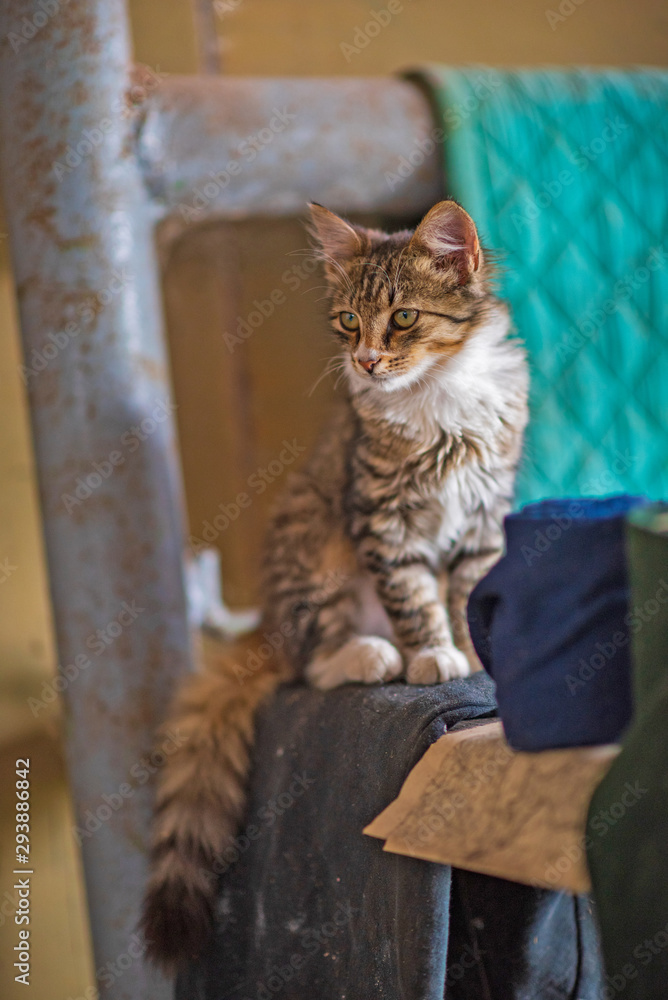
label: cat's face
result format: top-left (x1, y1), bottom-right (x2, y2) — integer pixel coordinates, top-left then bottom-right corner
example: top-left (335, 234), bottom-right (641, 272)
top-left (309, 201), bottom-right (493, 393)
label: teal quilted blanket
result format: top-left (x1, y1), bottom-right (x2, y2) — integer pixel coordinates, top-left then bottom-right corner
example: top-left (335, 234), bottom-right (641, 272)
top-left (409, 67), bottom-right (668, 505)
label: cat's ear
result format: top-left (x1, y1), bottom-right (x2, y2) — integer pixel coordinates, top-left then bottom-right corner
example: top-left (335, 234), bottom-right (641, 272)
top-left (307, 203), bottom-right (362, 261)
top-left (410, 200), bottom-right (481, 285)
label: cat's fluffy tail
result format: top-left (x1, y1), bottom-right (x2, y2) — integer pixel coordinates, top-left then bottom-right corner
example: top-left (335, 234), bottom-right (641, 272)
top-left (140, 628), bottom-right (291, 970)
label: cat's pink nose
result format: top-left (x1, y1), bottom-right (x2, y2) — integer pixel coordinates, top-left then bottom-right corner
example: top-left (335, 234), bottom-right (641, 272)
top-left (356, 349), bottom-right (380, 373)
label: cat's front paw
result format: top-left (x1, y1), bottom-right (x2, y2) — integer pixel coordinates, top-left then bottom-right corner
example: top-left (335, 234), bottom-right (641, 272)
top-left (306, 636), bottom-right (403, 691)
top-left (406, 646), bottom-right (470, 684)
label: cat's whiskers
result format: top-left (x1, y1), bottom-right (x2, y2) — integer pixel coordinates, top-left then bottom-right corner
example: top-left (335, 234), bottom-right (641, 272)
top-left (358, 259), bottom-right (392, 294)
top-left (307, 356), bottom-right (348, 397)
top-left (392, 245), bottom-right (417, 294)
top-left (321, 253), bottom-right (355, 296)
top-left (412, 373), bottom-right (431, 395)
top-left (288, 246), bottom-right (355, 297)
top-left (333, 368), bottom-right (350, 390)
top-left (391, 245), bottom-right (408, 294)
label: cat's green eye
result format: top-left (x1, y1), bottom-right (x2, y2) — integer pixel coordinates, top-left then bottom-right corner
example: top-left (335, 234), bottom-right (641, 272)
top-left (392, 309), bottom-right (419, 329)
top-left (339, 311), bottom-right (360, 332)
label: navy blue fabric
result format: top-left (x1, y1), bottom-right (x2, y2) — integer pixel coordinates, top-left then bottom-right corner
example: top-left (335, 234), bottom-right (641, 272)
top-left (175, 676), bottom-right (604, 999)
top-left (467, 495), bottom-right (646, 751)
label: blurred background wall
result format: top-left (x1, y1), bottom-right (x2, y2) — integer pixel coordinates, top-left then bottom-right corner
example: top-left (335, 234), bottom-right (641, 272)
top-left (0, 1), bottom-right (666, 996)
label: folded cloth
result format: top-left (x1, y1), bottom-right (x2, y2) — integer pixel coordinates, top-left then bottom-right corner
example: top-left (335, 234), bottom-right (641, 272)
top-left (467, 495), bottom-right (645, 751)
top-left (585, 505), bottom-right (668, 997)
top-left (406, 66), bottom-right (668, 506)
top-left (176, 675), bottom-right (604, 999)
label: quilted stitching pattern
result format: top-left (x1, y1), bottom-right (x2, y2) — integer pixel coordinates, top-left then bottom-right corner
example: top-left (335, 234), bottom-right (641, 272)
top-left (413, 67), bottom-right (668, 505)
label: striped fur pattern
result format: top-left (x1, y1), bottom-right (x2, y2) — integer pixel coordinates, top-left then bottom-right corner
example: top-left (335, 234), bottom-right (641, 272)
top-left (142, 201), bottom-right (529, 968)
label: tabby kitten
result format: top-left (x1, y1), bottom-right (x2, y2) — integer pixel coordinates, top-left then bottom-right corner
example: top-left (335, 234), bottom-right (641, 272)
top-left (142, 200), bottom-right (528, 967)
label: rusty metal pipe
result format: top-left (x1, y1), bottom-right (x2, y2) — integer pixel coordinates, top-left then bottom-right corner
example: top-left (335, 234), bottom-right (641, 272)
top-left (0, 2), bottom-right (191, 997)
top-left (138, 75), bottom-right (444, 221)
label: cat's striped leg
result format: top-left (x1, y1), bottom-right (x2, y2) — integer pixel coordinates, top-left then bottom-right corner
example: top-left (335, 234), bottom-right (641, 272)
top-left (394, 568), bottom-right (470, 684)
top-left (362, 552), bottom-right (470, 684)
top-left (447, 547), bottom-right (501, 672)
top-left (263, 487), bottom-right (402, 690)
top-left (350, 490), bottom-right (469, 683)
top-left (302, 585), bottom-right (403, 690)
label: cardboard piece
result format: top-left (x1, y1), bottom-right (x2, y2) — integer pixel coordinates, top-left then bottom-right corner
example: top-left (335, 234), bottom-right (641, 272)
top-left (364, 721), bottom-right (619, 893)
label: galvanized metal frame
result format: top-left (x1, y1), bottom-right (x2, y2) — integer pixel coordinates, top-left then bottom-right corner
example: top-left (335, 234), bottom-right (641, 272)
top-left (0, 1), bottom-right (442, 996)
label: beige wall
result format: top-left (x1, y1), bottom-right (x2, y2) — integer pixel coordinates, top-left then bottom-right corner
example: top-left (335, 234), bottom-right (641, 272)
top-left (133, 0), bottom-right (668, 76)
top-left (0, 2), bottom-right (666, 997)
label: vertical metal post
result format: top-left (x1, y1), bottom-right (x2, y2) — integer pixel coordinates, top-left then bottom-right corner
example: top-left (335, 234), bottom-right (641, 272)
top-left (0, 2), bottom-right (192, 997)
top-left (190, 0), bottom-right (223, 73)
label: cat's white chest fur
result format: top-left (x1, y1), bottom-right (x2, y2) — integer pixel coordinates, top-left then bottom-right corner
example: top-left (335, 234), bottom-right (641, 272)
top-left (435, 463), bottom-right (491, 551)
top-left (382, 311), bottom-right (527, 555)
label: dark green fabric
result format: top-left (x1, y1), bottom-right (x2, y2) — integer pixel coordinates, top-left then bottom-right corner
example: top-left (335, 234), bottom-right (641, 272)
top-left (585, 686), bottom-right (668, 997)
top-left (626, 506), bottom-right (668, 710)
top-left (408, 67), bottom-right (668, 506)
top-left (585, 510), bottom-right (668, 998)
